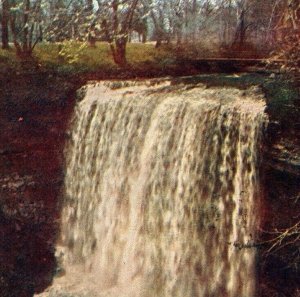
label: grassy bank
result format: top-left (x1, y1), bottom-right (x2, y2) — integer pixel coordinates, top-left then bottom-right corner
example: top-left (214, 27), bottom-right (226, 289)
top-left (0, 42), bottom-right (178, 76)
top-left (0, 41), bottom-right (275, 78)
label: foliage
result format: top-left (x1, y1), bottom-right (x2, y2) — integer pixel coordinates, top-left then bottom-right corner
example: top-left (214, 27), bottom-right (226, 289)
top-left (8, 0), bottom-right (44, 57)
top-left (268, 0), bottom-right (300, 73)
top-left (271, 30), bottom-right (300, 73)
top-left (57, 41), bottom-right (88, 64)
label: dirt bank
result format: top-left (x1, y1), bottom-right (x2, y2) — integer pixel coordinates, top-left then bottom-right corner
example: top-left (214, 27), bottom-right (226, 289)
top-left (0, 71), bottom-right (79, 296)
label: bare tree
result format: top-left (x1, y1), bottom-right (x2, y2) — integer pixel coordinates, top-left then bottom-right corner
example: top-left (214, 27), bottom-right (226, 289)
top-left (142, 0), bottom-right (170, 47)
top-left (233, 0), bottom-right (247, 47)
top-left (129, 5), bottom-right (148, 43)
top-left (9, 0), bottom-right (43, 58)
top-left (272, 0), bottom-right (300, 71)
top-left (100, 0), bottom-right (140, 66)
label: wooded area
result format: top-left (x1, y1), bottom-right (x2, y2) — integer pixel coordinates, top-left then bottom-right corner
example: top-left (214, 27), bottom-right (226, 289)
top-left (0, 0), bottom-right (299, 69)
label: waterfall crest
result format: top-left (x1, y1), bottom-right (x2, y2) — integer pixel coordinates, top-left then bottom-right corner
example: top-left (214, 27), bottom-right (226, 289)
top-left (39, 80), bottom-right (266, 297)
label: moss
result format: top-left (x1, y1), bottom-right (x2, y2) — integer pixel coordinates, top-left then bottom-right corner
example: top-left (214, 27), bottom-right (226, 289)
top-left (262, 79), bottom-right (299, 127)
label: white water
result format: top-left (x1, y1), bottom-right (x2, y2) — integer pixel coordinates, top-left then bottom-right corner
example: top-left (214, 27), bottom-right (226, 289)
top-left (38, 79), bottom-right (266, 297)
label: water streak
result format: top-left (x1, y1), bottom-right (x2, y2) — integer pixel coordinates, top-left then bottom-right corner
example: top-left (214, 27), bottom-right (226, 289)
top-left (38, 80), bottom-right (266, 297)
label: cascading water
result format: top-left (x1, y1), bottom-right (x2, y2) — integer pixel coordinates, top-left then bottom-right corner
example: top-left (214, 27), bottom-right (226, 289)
top-left (38, 79), bottom-right (266, 297)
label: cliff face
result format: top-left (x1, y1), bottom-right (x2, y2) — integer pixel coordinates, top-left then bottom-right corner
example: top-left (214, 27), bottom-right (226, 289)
top-left (0, 72), bottom-right (298, 297)
top-left (0, 72), bottom-right (77, 296)
top-left (259, 78), bottom-right (300, 297)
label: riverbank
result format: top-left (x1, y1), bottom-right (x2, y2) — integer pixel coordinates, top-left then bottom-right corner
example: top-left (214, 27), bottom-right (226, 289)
top-left (0, 61), bottom-right (299, 296)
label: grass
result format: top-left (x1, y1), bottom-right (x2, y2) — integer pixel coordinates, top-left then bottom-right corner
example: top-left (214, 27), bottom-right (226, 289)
top-left (35, 41), bottom-right (117, 73)
top-left (0, 41), bottom-right (175, 76)
top-left (0, 46), bottom-right (22, 73)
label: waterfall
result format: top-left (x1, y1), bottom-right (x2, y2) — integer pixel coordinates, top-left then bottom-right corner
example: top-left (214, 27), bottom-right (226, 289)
top-left (39, 80), bottom-right (266, 297)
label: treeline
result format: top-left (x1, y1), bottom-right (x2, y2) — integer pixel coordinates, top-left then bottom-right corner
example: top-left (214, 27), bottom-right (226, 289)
top-left (0, 0), bottom-right (299, 67)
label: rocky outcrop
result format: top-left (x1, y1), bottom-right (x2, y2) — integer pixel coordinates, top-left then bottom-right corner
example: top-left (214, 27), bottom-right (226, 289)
top-left (259, 77), bottom-right (300, 297)
top-left (0, 72), bottom-right (77, 296)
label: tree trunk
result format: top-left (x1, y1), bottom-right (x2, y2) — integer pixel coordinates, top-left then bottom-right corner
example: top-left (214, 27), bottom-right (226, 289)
top-left (86, 0), bottom-right (93, 12)
top-left (113, 37), bottom-right (127, 67)
top-left (22, 0), bottom-right (30, 54)
top-left (239, 10), bottom-right (246, 47)
top-left (85, 0), bottom-right (94, 45)
top-left (10, 0), bottom-right (39, 58)
top-left (1, 0), bottom-right (10, 49)
top-left (108, 0), bottom-right (139, 66)
top-left (142, 32), bottom-right (146, 43)
top-left (233, 8), bottom-right (247, 49)
top-left (10, 1), bottom-right (22, 56)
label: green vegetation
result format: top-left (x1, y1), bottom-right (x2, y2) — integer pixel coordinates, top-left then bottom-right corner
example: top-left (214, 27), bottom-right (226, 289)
top-left (35, 42), bottom-right (116, 74)
top-left (263, 79), bottom-right (299, 125)
top-left (0, 42), bottom-right (176, 76)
